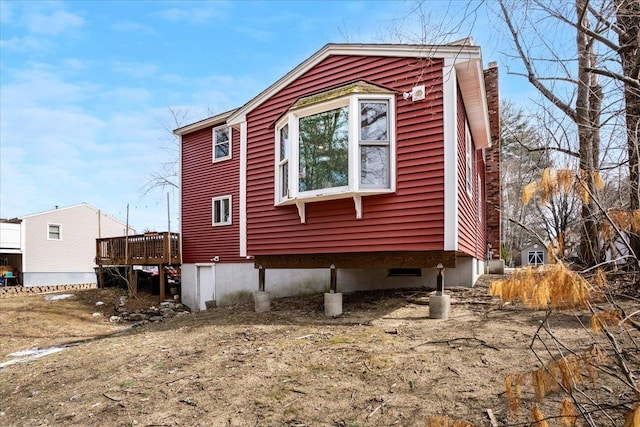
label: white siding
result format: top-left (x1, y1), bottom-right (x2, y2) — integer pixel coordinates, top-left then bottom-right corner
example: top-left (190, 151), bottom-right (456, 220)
top-left (21, 204), bottom-right (130, 285)
top-left (0, 222), bottom-right (21, 251)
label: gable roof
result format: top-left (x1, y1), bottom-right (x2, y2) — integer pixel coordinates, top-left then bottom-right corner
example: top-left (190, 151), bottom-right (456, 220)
top-left (174, 43), bottom-right (492, 147)
top-left (173, 108), bottom-right (238, 136)
top-left (19, 203), bottom-right (127, 227)
top-left (226, 42), bottom-right (491, 148)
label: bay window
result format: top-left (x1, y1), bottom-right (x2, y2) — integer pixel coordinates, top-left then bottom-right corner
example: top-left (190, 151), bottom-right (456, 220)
top-left (279, 124), bottom-right (290, 198)
top-left (359, 101), bottom-right (390, 189)
top-left (274, 81), bottom-right (396, 221)
top-left (299, 106), bottom-right (349, 192)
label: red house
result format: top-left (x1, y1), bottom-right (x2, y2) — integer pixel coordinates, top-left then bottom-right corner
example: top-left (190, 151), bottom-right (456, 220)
top-left (175, 42), bottom-right (501, 312)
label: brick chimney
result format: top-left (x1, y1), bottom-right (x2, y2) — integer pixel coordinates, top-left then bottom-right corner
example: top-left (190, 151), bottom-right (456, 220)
top-left (483, 62), bottom-right (501, 260)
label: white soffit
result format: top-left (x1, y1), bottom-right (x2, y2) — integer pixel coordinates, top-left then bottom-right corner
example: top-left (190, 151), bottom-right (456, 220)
top-left (173, 109), bottom-right (238, 136)
top-left (455, 59), bottom-right (491, 149)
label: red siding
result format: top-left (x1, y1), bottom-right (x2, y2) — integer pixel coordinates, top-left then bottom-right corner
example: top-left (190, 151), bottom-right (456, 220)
top-left (181, 126), bottom-right (244, 263)
top-left (245, 55), bottom-right (446, 255)
top-left (456, 87), bottom-right (487, 259)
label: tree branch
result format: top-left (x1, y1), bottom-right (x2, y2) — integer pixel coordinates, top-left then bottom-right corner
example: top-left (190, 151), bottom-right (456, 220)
top-left (584, 67), bottom-right (640, 89)
top-left (498, 0), bottom-right (577, 121)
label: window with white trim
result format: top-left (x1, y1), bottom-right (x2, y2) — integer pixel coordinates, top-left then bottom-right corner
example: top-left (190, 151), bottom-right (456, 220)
top-left (279, 124), bottom-right (290, 198)
top-left (360, 101), bottom-right (391, 189)
top-left (213, 126), bottom-right (231, 162)
top-left (48, 224), bottom-right (61, 240)
top-left (212, 196), bottom-right (232, 226)
top-left (274, 81), bottom-right (396, 218)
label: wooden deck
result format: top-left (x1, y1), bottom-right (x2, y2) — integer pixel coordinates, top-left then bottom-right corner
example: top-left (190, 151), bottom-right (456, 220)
top-left (96, 232), bottom-right (180, 301)
top-left (96, 232), bottom-right (180, 266)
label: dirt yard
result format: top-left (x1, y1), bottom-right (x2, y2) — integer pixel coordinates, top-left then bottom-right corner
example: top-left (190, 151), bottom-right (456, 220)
top-left (0, 275), bottom-right (637, 427)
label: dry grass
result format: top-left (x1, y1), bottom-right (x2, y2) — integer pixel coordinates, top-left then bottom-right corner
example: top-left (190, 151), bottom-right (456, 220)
top-left (560, 398), bottom-right (577, 426)
top-left (489, 264), bottom-right (592, 310)
top-left (0, 289), bottom-right (131, 356)
top-left (1, 279), bottom-right (635, 426)
top-left (531, 406), bottom-right (550, 427)
top-left (625, 405), bottom-right (640, 427)
top-left (523, 168), bottom-right (604, 205)
top-left (492, 265), bottom-right (639, 426)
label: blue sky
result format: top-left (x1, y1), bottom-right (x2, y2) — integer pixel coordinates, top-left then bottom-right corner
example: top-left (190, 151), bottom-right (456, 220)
top-left (0, 0), bottom-right (524, 232)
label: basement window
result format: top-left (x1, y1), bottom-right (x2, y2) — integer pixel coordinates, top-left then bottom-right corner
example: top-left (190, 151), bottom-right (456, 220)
top-left (275, 81), bottom-right (397, 222)
top-left (388, 268), bottom-right (422, 277)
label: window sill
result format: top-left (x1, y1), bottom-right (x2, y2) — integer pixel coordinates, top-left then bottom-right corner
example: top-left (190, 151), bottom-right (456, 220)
top-left (276, 189), bottom-right (394, 223)
top-left (213, 156), bottom-right (232, 163)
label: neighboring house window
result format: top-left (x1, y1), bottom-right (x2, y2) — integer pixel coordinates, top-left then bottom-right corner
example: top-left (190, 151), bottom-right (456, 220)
top-left (48, 224), bottom-right (61, 240)
top-left (275, 81), bottom-right (395, 205)
top-left (465, 122), bottom-right (473, 196)
top-left (528, 251), bottom-right (544, 266)
top-left (213, 126), bottom-right (231, 162)
top-left (212, 196), bottom-right (232, 226)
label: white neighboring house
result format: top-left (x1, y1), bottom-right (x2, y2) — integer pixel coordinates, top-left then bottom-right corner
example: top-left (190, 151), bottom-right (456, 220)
top-left (4, 203), bottom-right (133, 287)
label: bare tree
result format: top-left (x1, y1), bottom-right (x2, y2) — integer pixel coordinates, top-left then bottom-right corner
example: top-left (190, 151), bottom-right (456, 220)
top-left (497, 0), bottom-right (617, 266)
top-left (498, 0), bottom-right (640, 267)
top-left (501, 101), bottom-right (555, 264)
top-left (142, 107), bottom-right (189, 196)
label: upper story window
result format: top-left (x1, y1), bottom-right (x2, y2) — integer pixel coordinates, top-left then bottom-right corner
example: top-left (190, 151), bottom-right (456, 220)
top-left (48, 224), bottom-right (61, 240)
top-left (212, 195), bottom-right (232, 226)
top-left (213, 126), bottom-right (231, 162)
top-left (275, 81), bottom-right (396, 218)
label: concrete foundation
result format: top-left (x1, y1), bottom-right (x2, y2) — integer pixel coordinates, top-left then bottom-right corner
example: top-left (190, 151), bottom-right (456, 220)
top-left (429, 294), bottom-right (451, 319)
top-left (254, 291), bottom-right (271, 313)
top-left (324, 292), bottom-right (342, 317)
top-left (487, 259), bottom-right (505, 274)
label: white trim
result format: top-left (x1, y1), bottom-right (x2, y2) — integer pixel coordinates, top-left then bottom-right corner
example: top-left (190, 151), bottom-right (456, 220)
top-left (455, 59), bottom-right (491, 148)
top-left (173, 109), bottom-right (237, 136)
top-left (295, 201), bottom-right (306, 224)
top-left (465, 121), bottom-right (473, 197)
top-left (212, 195), bottom-right (232, 226)
top-left (274, 93), bottom-right (395, 222)
top-left (18, 203), bottom-right (127, 227)
top-left (212, 126), bottom-right (232, 162)
top-left (21, 221), bottom-right (27, 272)
top-left (227, 43), bottom-right (483, 127)
top-left (443, 59), bottom-right (459, 251)
top-left (178, 134), bottom-right (184, 263)
top-left (528, 250), bottom-right (544, 266)
top-left (47, 223), bottom-right (62, 241)
top-left (353, 194), bottom-right (362, 219)
top-left (239, 121), bottom-right (247, 257)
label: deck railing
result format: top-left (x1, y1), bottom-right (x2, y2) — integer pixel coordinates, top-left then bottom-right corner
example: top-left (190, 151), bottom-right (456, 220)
top-left (96, 232), bottom-right (180, 266)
